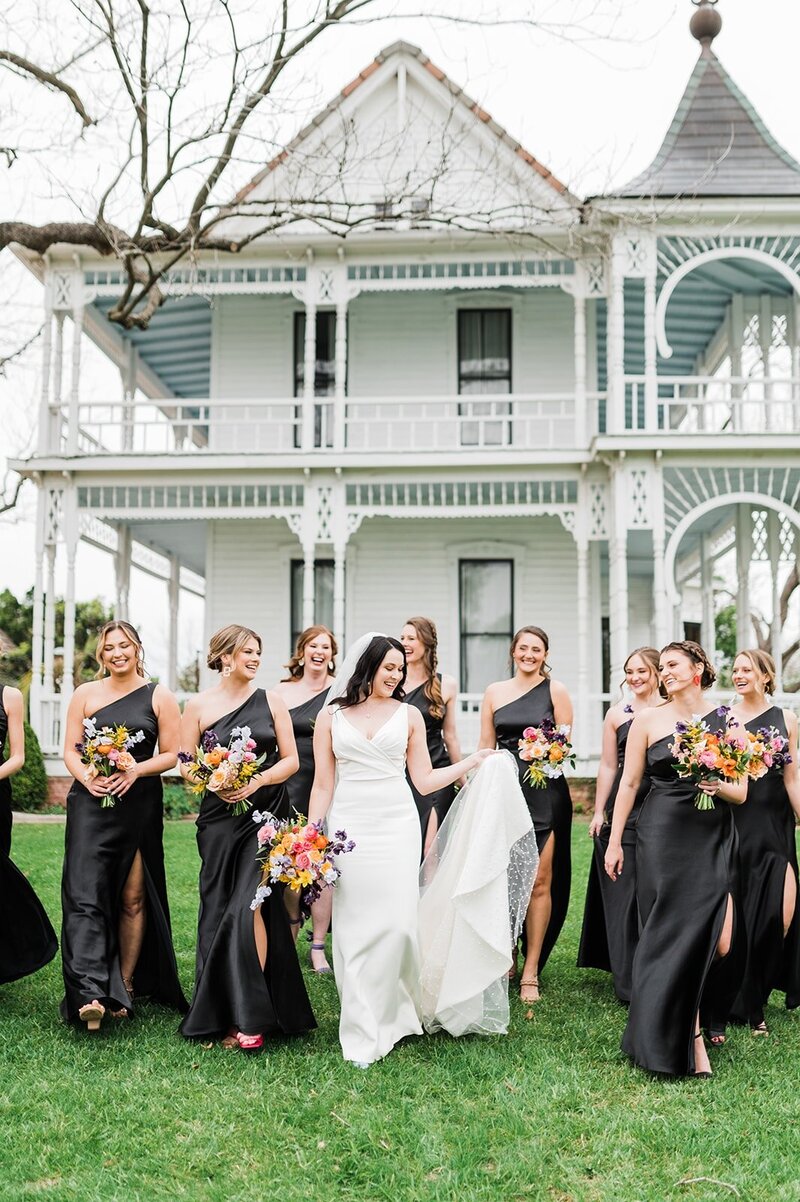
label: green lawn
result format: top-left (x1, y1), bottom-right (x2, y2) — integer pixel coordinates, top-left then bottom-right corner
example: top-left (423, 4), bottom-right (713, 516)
top-left (1, 822), bottom-right (799, 1202)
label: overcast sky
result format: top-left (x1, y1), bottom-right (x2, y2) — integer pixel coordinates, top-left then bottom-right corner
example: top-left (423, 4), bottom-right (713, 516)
top-left (0, 0), bottom-right (796, 674)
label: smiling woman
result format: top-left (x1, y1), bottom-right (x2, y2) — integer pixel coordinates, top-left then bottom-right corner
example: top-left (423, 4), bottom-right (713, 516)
top-left (178, 624), bottom-right (315, 1054)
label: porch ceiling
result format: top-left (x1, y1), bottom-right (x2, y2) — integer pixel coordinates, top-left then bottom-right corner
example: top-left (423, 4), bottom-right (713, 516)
top-left (92, 295), bottom-right (212, 398)
top-left (126, 519), bottom-right (208, 577)
top-left (620, 260), bottom-right (794, 379)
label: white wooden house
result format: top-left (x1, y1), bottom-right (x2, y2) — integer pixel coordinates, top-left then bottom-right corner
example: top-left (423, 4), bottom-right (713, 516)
top-left (12, 6), bottom-right (800, 767)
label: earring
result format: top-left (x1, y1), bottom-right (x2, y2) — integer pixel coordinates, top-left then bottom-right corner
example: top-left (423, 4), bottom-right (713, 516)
top-left (298, 658), bottom-right (305, 667)
top-left (222, 664), bottom-right (232, 678)
top-left (693, 674), bottom-right (701, 685)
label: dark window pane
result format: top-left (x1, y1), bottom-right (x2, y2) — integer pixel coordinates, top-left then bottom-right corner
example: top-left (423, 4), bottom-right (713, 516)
top-left (458, 310), bottom-right (511, 446)
top-left (290, 559), bottom-right (336, 648)
top-left (459, 559), bottom-right (514, 692)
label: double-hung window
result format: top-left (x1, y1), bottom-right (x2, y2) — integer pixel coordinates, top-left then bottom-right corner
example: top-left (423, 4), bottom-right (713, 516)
top-left (293, 311), bottom-right (336, 448)
top-left (290, 559), bottom-right (335, 648)
top-left (457, 309), bottom-right (512, 446)
top-left (459, 559), bottom-right (514, 692)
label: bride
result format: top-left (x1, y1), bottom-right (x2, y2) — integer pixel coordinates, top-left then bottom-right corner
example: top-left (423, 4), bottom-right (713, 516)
top-left (308, 633), bottom-right (537, 1067)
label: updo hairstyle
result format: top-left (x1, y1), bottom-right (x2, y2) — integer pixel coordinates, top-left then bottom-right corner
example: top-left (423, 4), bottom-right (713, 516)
top-left (207, 624), bottom-right (262, 673)
top-left (509, 625), bottom-right (551, 677)
top-left (735, 648), bottom-right (777, 695)
top-left (283, 625), bottom-right (338, 682)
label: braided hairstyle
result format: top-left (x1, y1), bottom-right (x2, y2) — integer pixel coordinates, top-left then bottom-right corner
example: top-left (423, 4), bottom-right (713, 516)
top-left (404, 616), bottom-right (444, 719)
top-left (660, 640), bottom-right (716, 690)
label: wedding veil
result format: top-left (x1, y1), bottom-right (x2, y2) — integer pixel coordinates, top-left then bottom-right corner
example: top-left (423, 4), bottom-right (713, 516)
top-left (327, 631), bottom-right (388, 709)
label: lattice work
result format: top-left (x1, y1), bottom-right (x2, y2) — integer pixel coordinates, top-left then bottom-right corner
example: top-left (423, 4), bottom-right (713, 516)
top-left (772, 313), bottom-right (789, 350)
top-left (317, 270), bottom-right (335, 303)
top-left (751, 510), bottom-right (769, 561)
top-left (44, 488), bottom-right (62, 546)
top-left (79, 515), bottom-right (118, 552)
top-left (588, 482), bottom-right (608, 540)
top-left (315, 487), bottom-right (333, 542)
top-left (662, 466), bottom-right (800, 536)
top-left (624, 238), bottom-right (649, 278)
top-left (780, 516), bottom-right (796, 561)
top-left (628, 469), bottom-right (650, 528)
top-left (586, 259), bottom-right (606, 296)
top-left (76, 482), bottom-right (304, 513)
top-left (742, 315), bottom-right (763, 358)
top-left (346, 513), bottom-right (364, 538)
top-left (345, 479), bottom-right (578, 510)
top-left (51, 272), bottom-right (74, 310)
top-left (657, 234), bottom-right (800, 278)
top-left (558, 510), bottom-right (576, 535)
top-left (345, 258), bottom-right (574, 288)
top-left (84, 264), bottom-right (305, 296)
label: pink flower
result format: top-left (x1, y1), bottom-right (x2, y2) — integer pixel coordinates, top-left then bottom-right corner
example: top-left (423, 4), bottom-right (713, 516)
top-left (107, 749), bottom-right (119, 762)
top-left (246, 739), bottom-right (257, 750)
top-left (522, 727), bottom-right (536, 739)
top-left (698, 749), bottom-right (718, 768)
top-left (296, 851), bottom-right (311, 870)
top-left (762, 752), bottom-right (773, 768)
top-left (519, 749), bottom-right (533, 762)
top-left (257, 823), bottom-right (276, 846)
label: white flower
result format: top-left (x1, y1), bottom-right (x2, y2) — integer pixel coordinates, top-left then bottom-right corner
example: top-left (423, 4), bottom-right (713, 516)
top-left (250, 883), bottom-right (272, 911)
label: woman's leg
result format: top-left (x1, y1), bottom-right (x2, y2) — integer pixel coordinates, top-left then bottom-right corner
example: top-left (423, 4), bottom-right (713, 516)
top-left (309, 889), bottom-right (333, 972)
top-left (520, 833), bottom-right (554, 1003)
top-left (283, 888), bottom-right (303, 942)
top-left (783, 863), bottom-right (797, 937)
top-left (118, 850), bottom-right (147, 990)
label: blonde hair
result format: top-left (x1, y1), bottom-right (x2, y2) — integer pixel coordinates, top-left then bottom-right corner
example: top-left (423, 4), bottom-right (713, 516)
top-left (207, 624), bottom-right (262, 673)
top-left (510, 626), bottom-right (551, 677)
top-left (660, 640), bottom-right (717, 690)
top-left (734, 648), bottom-right (777, 695)
top-left (404, 616), bottom-right (444, 720)
top-left (282, 625), bottom-right (338, 682)
top-left (94, 621), bottom-right (146, 679)
top-left (620, 646), bottom-right (665, 698)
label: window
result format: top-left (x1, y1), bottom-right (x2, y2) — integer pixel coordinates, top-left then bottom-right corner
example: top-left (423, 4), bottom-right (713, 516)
top-left (459, 559), bottom-right (514, 692)
top-left (290, 559), bottom-right (335, 649)
top-left (457, 309), bottom-right (512, 447)
top-left (293, 311), bottom-right (337, 448)
top-left (683, 620), bottom-right (702, 643)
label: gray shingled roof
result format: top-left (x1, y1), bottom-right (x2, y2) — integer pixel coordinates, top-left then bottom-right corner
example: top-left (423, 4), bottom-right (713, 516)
top-left (615, 47), bottom-right (800, 198)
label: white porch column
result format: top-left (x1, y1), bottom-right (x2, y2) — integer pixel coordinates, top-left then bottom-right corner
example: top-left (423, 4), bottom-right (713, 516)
top-left (121, 342), bottom-right (137, 451)
top-left (333, 297), bottom-right (348, 452)
top-left (66, 283), bottom-right (84, 456)
top-left (53, 312), bottom-right (65, 439)
top-left (607, 464), bottom-right (629, 689)
top-left (115, 525), bottom-right (132, 619)
top-left (606, 238), bottom-right (625, 434)
top-left (700, 534), bottom-right (716, 660)
top-left (60, 490), bottom-right (79, 727)
top-left (302, 298), bottom-right (317, 451)
top-left (729, 294), bottom-right (744, 412)
top-left (37, 285), bottom-right (54, 454)
top-left (302, 543), bottom-right (316, 631)
top-left (42, 545), bottom-right (57, 692)
top-left (572, 289), bottom-right (587, 447)
top-left (29, 489), bottom-right (46, 734)
top-left (643, 250), bottom-right (657, 432)
top-left (168, 554), bottom-right (180, 692)
top-left (649, 457), bottom-right (668, 647)
top-left (735, 504), bottom-right (752, 650)
top-left (768, 511), bottom-right (783, 692)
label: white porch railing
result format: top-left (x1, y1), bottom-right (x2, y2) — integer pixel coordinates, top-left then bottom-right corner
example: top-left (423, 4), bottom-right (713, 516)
top-left (624, 375), bottom-right (800, 434)
top-left (51, 392), bottom-right (605, 456)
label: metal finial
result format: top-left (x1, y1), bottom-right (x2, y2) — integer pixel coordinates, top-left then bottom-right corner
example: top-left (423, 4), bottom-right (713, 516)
top-left (690, 0), bottom-right (722, 49)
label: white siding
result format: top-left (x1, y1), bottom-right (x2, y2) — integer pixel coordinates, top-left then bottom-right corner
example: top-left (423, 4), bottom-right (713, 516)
top-left (628, 574), bottom-right (655, 652)
top-left (212, 295), bottom-right (295, 398)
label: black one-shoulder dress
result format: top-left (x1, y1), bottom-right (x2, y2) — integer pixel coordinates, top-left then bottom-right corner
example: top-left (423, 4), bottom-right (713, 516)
top-left (180, 689), bottom-right (316, 1040)
top-left (60, 682), bottom-right (187, 1020)
top-left (0, 687), bottom-right (58, 984)
top-left (285, 688), bottom-right (329, 817)
top-left (578, 715), bottom-right (649, 1002)
top-left (405, 676), bottom-right (456, 847)
top-left (494, 679), bottom-right (572, 973)
top-left (729, 706), bottom-right (800, 1026)
top-left (622, 710), bottom-right (744, 1076)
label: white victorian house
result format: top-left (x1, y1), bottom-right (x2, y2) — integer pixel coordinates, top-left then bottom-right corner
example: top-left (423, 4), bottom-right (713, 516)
top-left (12, 5), bottom-right (800, 768)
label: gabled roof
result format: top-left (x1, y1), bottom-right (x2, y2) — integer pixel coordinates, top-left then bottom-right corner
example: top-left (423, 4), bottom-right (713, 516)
top-left (234, 40), bottom-right (575, 206)
top-left (614, 46), bottom-right (800, 198)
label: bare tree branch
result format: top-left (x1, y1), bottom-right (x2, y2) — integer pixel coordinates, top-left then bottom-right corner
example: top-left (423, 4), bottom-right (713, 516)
top-left (0, 48), bottom-right (94, 126)
top-left (0, 473), bottom-right (24, 518)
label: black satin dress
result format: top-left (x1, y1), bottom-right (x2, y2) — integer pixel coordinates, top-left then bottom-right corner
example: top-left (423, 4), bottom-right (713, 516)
top-left (405, 677), bottom-right (456, 847)
top-left (494, 679), bottom-right (572, 973)
top-left (180, 690), bottom-right (316, 1041)
top-left (285, 688), bottom-right (329, 817)
top-left (60, 683), bottom-right (187, 1021)
top-left (578, 715), bottom-right (649, 1002)
top-left (0, 687), bottom-right (58, 984)
top-left (729, 707), bottom-right (800, 1026)
top-left (622, 709), bottom-right (744, 1076)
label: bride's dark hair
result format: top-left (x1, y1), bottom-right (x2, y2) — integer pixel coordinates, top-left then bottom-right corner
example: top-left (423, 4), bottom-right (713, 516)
top-left (338, 636), bottom-right (407, 708)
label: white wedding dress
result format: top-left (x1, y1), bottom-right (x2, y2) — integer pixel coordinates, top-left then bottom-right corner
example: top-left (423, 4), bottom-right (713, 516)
top-left (329, 702), bottom-right (538, 1066)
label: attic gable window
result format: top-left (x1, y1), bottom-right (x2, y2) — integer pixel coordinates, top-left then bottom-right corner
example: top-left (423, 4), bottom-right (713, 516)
top-left (373, 198), bottom-right (396, 223)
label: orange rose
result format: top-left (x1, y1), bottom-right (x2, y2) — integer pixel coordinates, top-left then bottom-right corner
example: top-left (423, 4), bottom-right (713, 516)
top-left (116, 751), bottom-right (136, 772)
top-left (549, 746), bottom-right (565, 763)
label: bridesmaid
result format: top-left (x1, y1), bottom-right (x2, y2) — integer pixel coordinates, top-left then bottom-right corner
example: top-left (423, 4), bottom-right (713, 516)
top-left (271, 624), bottom-right (337, 974)
top-left (0, 683), bottom-right (57, 987)
top-left (61, 621), bottom-right (187, 1030)
top-left (179, 624), bottom-right (316, 1052)
top-left (605, 641), bottom-right (746, 1078)
top-left (577, 647), bottom-right (662, 1002)
top-left (479, 625), bottom-right (574, 1003)
top-left (400, 617), bottom-right (464, 859)
top-left (728, 648), bottom-right (800, 1034)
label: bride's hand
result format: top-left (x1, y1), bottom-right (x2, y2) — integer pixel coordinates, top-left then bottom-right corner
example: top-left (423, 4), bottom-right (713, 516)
top-left (469, 748), bottom-right (497, 771)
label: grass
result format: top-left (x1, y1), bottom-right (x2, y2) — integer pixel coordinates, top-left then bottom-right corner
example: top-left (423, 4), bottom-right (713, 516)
top-left (1, 823), bottom-right (799, 1202)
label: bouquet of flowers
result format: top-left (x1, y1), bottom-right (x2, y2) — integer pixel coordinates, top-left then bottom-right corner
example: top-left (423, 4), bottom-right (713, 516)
top-left (745, 726), bottom-right (793, 780)
top-left (517, 718), bottom-right (576, 789)
top-left (77, 717), bottom-right (146, 808)
top-left (250, 813), bottom-right (355, 912)
top-left (670, 707), bottom-right (752, 810)
top-left (178, 726), bottom-right (265, 816)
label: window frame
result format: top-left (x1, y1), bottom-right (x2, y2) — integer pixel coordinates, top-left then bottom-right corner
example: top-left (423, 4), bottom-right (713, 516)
top-left (458, 557), bottom-right (515, 692)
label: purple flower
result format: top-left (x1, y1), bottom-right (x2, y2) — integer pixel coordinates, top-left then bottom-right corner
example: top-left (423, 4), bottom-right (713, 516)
top-left (334, 830), bottom-right (347, 841)
top-left (178, 750), bottom-right (193, 764)
top-left (623, 704), bottom-right (633, 715)
top-left (201, 729), bottom-right (218, 752)
top-left (716, 705), bottom-right (730, 718)
top-left (674, 721), bottom-right (687, 734)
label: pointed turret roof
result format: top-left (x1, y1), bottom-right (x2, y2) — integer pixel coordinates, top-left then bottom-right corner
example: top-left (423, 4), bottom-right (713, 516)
top-left (615, 5), bottom-right (800, 198)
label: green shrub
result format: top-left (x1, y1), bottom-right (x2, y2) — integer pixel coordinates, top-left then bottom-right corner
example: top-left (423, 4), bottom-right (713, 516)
top-left (10, 722), bottom-right (48, 812)
top-left (162, 777), bottom-right (197, 820)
